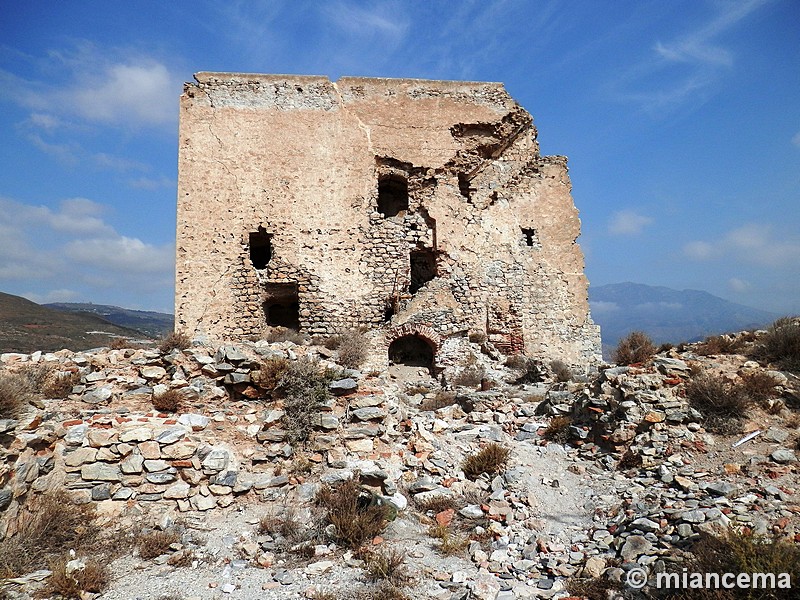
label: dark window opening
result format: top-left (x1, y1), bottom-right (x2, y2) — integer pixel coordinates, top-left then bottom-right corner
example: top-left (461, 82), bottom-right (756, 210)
top-left (410, 249), bottom-right (437, 294)
top-left (521, 227), bottom-right (537, 247)
top-left (377, 175), bottom-right (409, 217)
top-left (388, 335), bottom-right (435, 372)
top-left (458, 173), bottom-right (473, 200)
top-left (263, 282), bottom-right (300, 329)
top-left (249, 228), bottom-right (273, 269)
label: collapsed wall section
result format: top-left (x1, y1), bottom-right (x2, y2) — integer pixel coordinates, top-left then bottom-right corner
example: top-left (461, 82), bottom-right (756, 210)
top-left (175, 73), bottom-right (601, 367)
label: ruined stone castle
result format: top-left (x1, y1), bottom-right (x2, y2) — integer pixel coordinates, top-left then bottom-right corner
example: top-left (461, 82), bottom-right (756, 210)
top-left (175, 73), bottom-right (600, 370)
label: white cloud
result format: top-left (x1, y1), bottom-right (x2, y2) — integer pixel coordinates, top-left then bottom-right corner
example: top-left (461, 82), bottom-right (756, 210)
top-left (323, 2), bottom-right (409, 42)
top-left (792, 130), bottom-right (800, 147)
top-left (589, 300), bottom-right (619, 313)
top-left (728, 278), bottom-right (751, 292)
top-left (608, 210), bottom-right (653, 235)
top-left (23, 289), bottom-right (81, 304)
top-left (65, 236), bottom-right (174, 274)
top-left (683, 223), bottom-right (800, 267)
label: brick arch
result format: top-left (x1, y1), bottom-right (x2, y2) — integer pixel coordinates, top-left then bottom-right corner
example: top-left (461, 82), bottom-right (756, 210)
top-left (385, 323), bottom-right (441, 350)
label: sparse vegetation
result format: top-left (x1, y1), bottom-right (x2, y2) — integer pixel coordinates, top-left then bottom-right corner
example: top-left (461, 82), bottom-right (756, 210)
top-left (695, 333), bottom-right (748, 356)
top-left (158, 331), bottom-right (191, 353)
top-left (259, 508), bottom-right (305, 548)
top-left (335, 329), bottom-right (368, 369)
top-left (316, 478), bottom-right (390, 549)
top-left (414, 495), bottom-right (458, 514)
top-left (364, 548), bottom-right (409, 587)
top-left (541, 415), bottom-right (572, 443)
top-left (419, 390), bottom-right (457, 412)
top-left (152, 389), bottom-right (183, 413)
top-left (265, 327), bottom-right (306, 345)
top-left (468, 331), bottom-right (487, 344)
top-left (612, 331), bottom-right (656, 365)
top-left (550, 359), bottom-right (572, 382)
top-left (462, 443), bottom-right (510, 480)
top-left (675, 529), bottom-right (800, 599)
top-left (739, 371), bottom-right (780, 403)
top-left (109, 337), bottom-right (129, 350)
top-left (252, 357), bottom-right (290, 393)
top-left (0, 372), bottom-right (33, 419)
top-left (41, 558), bottom-right (110, 599)
top-left (452, 365), bottom-right (484, 388)
top-left (43, 369), bottom-right (80, 399)
top-left (279, 357), bottom-right (332, 444)
top-left (755, 316), bottom-right (800, 372)
top-left (506, 355), bottom-right (544, 383)
top-left (137, 529), bottom-right (180, 559)
top-left (685, 373), bottom-right (751, 434)
top-left (0, 492), bottom-right (100, 578)
top-left (428, 523), bottom-right (468, 556)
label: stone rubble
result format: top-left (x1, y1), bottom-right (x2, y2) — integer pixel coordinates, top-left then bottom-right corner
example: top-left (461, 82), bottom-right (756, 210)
top-left (0, 330), bottom-right (797, 599)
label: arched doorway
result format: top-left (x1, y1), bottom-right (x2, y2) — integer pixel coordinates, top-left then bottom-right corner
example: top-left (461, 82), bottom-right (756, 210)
top-left (388, 334), bottom-right (435, 372)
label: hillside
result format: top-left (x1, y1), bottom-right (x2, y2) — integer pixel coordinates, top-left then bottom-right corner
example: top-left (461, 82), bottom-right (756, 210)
top-left (45, 302), bottom-right (174, 338)
top-left (0, 292), bottom-right (146, 353)
top-left (590, 282), bottom-right (778, 351)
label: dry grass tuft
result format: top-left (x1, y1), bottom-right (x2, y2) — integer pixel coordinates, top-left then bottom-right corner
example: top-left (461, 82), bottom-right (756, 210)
top-left (265, 327), bottom-right (307, 345)
top-left (364, 548), bottom-right (409, 587)
top-left (419, 390), bottom-right (457, 412)
top-left (756, 316), bottom-right (800, 372)
top-left (740, 371), bottom-right (780, 403)
top-left (252, 357), bottom-right (290, 393)
top-left (158, 331), bottom-right (191, 353)
top-left (696, 334), bottom-right (748, 356)
top-left (0, 492), bottom-right (100, 578)
top-left (259, 508), bottom-right (305, 548)
top-left (613, 331), bottom-right (656, 365)
top-left (109, 337), bottom-right (129, 350)
top-left (43, 369), bottom-right (80, 399)
top-left (462, 443), bottom-right (510, 480)
top-left (414, 495), bottom-right (458, 514)
top-left (41, 558), bottom-right (110, 599)
top-left (541, 415), bottom-right (572, 443)
top-left (316, 478), bottom-right (390, 549)
top-left (328, 329), bottom-right (368, 369)
top-left (0, 372), bottom-right (33, 419)
top-left (137, 529), bottom-right (180, 559)
top-left (685, 374), bottom-right (751, 434)
top-left (550, 360), bottom-right (573, 382)
top-left (152, 389), bottom-right (183, 413)
top-left (452, 365), bottom-right (485, 388)
top-left (279, 357), bottom-right (332, 444)
top-left (428, 523), bottom-right (468, 556)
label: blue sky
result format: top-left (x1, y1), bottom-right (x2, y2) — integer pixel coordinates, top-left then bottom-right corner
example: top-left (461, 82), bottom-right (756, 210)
top-left (1, 0), bottom-right (798, 315)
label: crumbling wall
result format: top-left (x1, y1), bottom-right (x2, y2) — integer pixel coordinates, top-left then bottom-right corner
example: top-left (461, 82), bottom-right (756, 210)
top-left (176, 73), bottom-right (601, 368)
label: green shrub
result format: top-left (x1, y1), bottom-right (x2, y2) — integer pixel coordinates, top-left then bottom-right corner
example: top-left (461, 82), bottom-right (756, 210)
top-left (279, 357), bottom-right (332, 443)
top-left (612, 331), bottom-right (656, 365)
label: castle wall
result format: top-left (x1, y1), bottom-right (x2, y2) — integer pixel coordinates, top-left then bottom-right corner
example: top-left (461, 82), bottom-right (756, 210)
top-left (176, 73), bottom-right (601, 367)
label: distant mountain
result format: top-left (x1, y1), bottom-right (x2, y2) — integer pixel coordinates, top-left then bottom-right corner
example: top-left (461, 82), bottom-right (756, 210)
top-left (589, 282), bottom-right (779, 354)
top-left (45, 303), bottom-right (174, 338)
top-left (0, 292), bottom-right (146, 354)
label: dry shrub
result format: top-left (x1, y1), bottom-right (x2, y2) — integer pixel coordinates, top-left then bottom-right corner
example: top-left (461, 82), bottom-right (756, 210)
top-left (0, 372), bottom-right (33, 419)
top-left (137, 529), bottom-right (180, 559)
top-left (336, 329), bottom-right (368, 369)
top-left (265, 327), bottom-right (306, 345)
top-left (279, 357), bottom-right (331, 444)
top-left (696, 334), bottom-right (747, 356)
top-left (167, 549), bottom-right (194, 568)
top-left (612, 331), bottom-right (656, 365)
top-left (109, 337), bottom-right (129, 350)
top-left (253, 357), bottom-right (290, 393)
top-left (676, 529), bottom-right (800, 600)
top-left (541, 415), bottom-right (572, 443)
top-left (462, 443), bottom-right (510, 480)
top-left (452, 365), bottom-right (484, 388)
top-left (756, 316), bottom-right (800, 372)
top-left (506, 355), bottom-right (544, 384)
top-left (365, 548), bottom-right (409, 587)
top-left (259, 508), bottom-right (305, 548)
top-left (414, 495), bottom-right (458, 514)
top-left (685, 374), bottom-right (751, 434)
top-left (740, 371), bottom-right (780, 403)
top-left (152, 389), bottom-right (182, 413)
top-left (428, 524), bottom-right (468, 556)
top-left (41, 559), bottom-right (110, 599)
top-left (158, 331), bottom-right (191, 353)
top-left (550, 360), bottom-right (572, 383)
top-left (566, 577), bottom-right (622, 600)
top-left (468, 331), bottom-right (487, 344)
top-left (0, 492), bottom-right (99, 578)
top-left (419, 391), bottom-right (456, 412)
top-left (316, 478), bottom-right (389, 549)
top-left (43, 369), bottom-right (80, 399)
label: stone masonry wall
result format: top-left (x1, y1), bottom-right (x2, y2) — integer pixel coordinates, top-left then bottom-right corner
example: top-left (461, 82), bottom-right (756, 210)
top-left (175, 73), bottom-right (601, 368)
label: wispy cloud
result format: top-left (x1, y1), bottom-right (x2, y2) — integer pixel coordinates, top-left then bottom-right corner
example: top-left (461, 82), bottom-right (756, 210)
top-left (792, 130), bottom-right (800, 147)
top-left (323, 1), bottom-right (409, 42)
top-left (728, 277), bottom-right (751, 292)
top-left (606, 0), bottom-right (768, 114)
top-left (683, 223), bottom-right (800, 267)
top-left (608, 210), bottom-right (653, 235)
top-left (128, 176), bottom-right (175, 191)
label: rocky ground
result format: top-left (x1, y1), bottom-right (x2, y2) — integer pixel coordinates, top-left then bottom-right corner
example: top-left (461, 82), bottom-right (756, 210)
top-left (0, 328), bottom-right (798, 600)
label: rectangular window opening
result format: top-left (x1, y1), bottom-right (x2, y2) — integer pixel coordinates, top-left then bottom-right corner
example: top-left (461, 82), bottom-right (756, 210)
top-left (263, 282), bottom-right (300, 330)
top-left (249, 228), bottom-right (273, 269)
top-left (521, 227), bottom-right (537, 247)
top-left (410, 249), bottom-right (437, 294)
